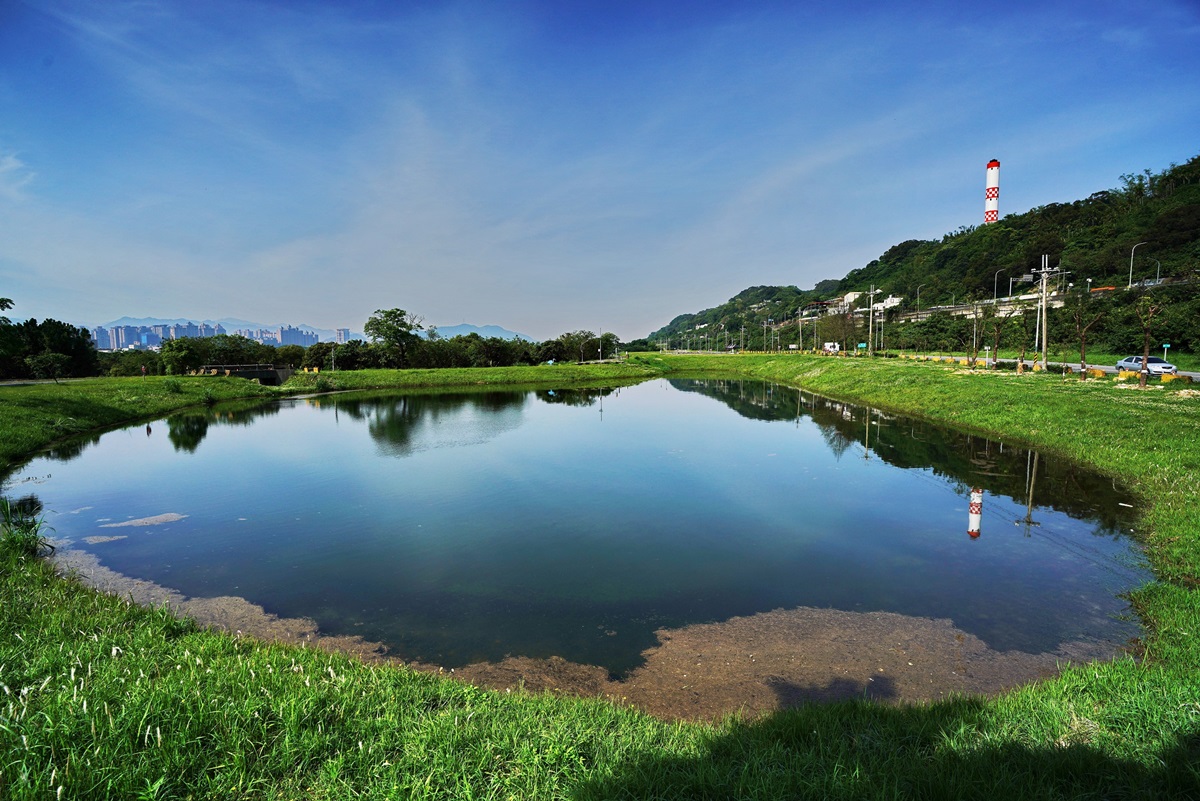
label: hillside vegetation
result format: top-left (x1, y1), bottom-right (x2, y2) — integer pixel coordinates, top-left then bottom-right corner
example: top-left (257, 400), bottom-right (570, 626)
top-left (650, 154), bottom-right (1200, 353)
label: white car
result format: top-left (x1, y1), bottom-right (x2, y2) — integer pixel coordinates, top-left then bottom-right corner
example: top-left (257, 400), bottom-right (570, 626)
top-left (1116, 355), bottom-right (1177, 375)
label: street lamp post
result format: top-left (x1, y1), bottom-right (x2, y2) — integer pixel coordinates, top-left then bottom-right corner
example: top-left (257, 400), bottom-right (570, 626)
top-left (993, 268), bottom-right (1007, 302)
top-left (866, 287), bottom-right (880, 357)
top-left (915, 284), bottom-right (925, 322)
top-left (1128, 241), bottom-right (1148, 288)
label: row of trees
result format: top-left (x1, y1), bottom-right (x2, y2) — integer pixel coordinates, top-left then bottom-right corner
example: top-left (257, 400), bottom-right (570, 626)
top-left (1, 302), bottom-right (630, 379)
top-left (0, 299), bottom-right (100, 381)
top-left (97, 335), bottom-right (306, 377)
top-left (349, 309), bottom-right (621, 370)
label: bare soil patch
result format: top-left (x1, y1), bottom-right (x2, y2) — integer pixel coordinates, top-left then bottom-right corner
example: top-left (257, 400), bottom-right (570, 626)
top-left (52, 547), bottom-right (1132, 722)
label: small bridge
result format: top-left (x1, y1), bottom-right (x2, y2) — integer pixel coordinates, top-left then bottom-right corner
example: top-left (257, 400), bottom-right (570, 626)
top-left (194, 364), bottom-right (296, 386)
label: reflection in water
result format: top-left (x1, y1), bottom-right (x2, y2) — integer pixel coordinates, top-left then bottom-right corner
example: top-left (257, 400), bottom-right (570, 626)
top-left (534, 387), bottom-right (616, 407)
top-left (167, 414), bottom-right (209, 453)
top-left (325, 391), bottom-right (530, 457)
top-left (4, 493), bottom-right (43, 517)
top-left (42, 434), bottom-right (101, 463)
top-left (969, 487), bottom-right (983, 539)
top-left (1022, 451), bottom-right (1041, 536)
top-left (164, 401), bottom-right (284, 453)
top-left (669, 378), bottom-right (1134, 536)
top-left (319, 388), bottom-right (619, 457)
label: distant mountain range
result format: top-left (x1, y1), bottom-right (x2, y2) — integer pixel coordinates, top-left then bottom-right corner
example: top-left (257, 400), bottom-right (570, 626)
top-left (96, 316), bottom-right (528, 343)
top-left (425, 323), bottom-right (530, 341)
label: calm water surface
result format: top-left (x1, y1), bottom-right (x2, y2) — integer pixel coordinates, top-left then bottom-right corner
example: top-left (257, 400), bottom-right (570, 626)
top-left (6, 379), bottom-right (1148, 675)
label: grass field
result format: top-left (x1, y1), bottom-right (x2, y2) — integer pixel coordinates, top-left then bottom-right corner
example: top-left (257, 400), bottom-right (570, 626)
top-left (3, 356), bottom-right (1199, 799)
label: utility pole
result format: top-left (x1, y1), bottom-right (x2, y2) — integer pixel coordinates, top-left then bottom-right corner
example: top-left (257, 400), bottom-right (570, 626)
top-left (867, 285), bottom-right (874, 357)
top-left (878, 304), bottom-right (884, 352)
top-left (1031, 254), bottom-right (1062, 371)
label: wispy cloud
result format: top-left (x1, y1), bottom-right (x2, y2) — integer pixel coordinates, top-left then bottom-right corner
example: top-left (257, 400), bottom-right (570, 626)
top-left (3, 1), bottom-right (1198, 338)
top-left (0, 150), bottom-right (34, 201)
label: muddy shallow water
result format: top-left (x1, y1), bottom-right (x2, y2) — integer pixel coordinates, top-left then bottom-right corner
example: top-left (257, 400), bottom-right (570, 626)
top-left (54, 546), bottom-right (1133, 722)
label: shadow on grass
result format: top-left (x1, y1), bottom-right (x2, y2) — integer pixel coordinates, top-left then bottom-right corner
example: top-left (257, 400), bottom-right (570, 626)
top-left (575, 676), bottom-right (1200, 800)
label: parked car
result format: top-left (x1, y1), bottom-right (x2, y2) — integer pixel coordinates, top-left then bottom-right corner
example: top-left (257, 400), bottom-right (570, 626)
top-left (1116, 355), bottom-right (1177, 375)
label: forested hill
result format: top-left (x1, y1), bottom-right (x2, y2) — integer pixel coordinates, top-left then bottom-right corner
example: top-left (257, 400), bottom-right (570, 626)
top-left (648, 153), bottom-right (1200, 342)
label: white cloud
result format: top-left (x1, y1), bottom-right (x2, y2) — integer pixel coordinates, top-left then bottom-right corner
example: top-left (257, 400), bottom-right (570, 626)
top-left (0, 151), bottom-right (34, 201)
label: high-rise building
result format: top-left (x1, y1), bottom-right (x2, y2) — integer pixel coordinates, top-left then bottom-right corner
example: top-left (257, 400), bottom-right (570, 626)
top-left (169, 322), bottom-right (199, 340)
top-left (335, 328), bottom-right (351, 344)
top-left (109, 325), bottom-right (141, 350)
top-left (277, 325), bottom-right (318, 347)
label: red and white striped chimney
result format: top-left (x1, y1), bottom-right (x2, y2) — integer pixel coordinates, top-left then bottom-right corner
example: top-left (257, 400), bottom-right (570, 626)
top-left (984, 159), bottom-right (1000, 224)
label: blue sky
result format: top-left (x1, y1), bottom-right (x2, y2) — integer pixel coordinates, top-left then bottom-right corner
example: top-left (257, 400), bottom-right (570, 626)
top-left (2, 1), bottom-right (1198, 340)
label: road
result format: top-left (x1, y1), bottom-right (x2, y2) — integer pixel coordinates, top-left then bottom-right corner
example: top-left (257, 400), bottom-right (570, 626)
top-left (916, 355), bottom-right (1200, 382)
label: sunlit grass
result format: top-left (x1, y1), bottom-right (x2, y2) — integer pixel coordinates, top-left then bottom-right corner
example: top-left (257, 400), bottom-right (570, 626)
top-left (3, 356), bottom-right (1200, 798)
top-left (281, 362), bottom-right (657, 393)
top-left (0, 376), bottom-right (276, 472)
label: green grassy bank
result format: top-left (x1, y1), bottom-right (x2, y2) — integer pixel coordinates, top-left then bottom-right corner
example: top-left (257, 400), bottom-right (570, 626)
top-left (3, 356), bottom-right (1199, 799)
top-left (0, 363), bottom-right (654, 472)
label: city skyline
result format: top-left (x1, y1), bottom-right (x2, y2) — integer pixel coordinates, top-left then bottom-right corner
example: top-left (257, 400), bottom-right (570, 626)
top-left (91, 320), bottom-right (323, 351)
top-left (84, 315), bottom-right (530, 350)
top-left (3, 1), bottom-right (1199, 341)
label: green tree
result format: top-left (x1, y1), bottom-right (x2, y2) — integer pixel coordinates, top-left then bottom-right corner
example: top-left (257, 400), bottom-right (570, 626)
top-left (159, 337), bottom-right (209, 375)
top-left (24, 352), bottom-right (71, 383)
top-left (334, 339), bottom-right (377, 370)
top-left (39, 319), bottom-right (99, 377)
top-left (1068, 293), bottom-right (1107, 380)
top-left (206, 334), bottom-right (270, 366)
top-left (0, 315), bottom-right (98, 379)
top-left (1134, 295), bottom-right (1163, 388)
top-left (275, 345), bottom-right (305, 368)
top-left (363, 308), bottom-right (424, 368)
top-left (100, 350), bottom-right (163, 377)
top-left (302, 342), bottom-right (334, 369)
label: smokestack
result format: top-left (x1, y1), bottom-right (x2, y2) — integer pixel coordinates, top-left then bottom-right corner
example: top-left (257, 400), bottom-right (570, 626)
top-left (984, 159), bottom-right (1000, 224)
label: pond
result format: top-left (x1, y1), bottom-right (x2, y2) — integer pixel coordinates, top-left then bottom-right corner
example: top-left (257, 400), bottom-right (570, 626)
top-left (6, 378), bottom-right (1148, 685)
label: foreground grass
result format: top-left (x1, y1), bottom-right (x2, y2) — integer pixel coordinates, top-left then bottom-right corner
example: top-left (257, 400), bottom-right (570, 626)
top-left (3, 356), bottom-right (1200, 799)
